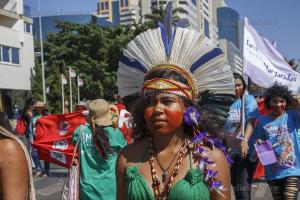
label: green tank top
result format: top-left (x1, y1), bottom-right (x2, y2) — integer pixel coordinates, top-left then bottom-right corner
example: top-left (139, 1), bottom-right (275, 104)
top-left (125, 154), bottom-right (210, 200)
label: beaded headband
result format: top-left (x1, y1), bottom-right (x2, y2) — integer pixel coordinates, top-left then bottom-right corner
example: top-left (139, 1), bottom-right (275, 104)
top-left (142, 78), bottom-right (193, 100)
top-left (143, 64), bottom-right (197, 100)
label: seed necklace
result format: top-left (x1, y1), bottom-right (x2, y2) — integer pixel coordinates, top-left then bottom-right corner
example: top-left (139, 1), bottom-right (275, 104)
top-left (153, 137), bottom-right (182, 183)
top-left (149, 137), bottom-right (187, 199)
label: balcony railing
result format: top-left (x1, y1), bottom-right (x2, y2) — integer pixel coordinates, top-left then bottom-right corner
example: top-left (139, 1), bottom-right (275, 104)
top-left (0, 0), bottom-right (17, 13)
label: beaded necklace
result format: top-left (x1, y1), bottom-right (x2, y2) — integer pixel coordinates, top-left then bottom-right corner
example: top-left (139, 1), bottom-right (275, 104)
top-left (154, 136), bottom-right (182, 183)
top-left (148, 137), bottom-right (188, 200)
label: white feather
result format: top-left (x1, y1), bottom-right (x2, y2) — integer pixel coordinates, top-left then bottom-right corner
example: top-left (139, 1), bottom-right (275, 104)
top-left (118, 27), bottom-right (235, 97)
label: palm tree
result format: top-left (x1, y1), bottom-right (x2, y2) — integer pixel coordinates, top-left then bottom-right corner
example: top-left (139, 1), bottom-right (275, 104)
top-left (144, 2), bottom-right (189, 26)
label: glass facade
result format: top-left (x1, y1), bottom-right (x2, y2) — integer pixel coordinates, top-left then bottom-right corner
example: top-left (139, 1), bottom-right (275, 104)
top-left (217, 7), bottom-right (240, 48)
top-left (33, 15), bottom-right (113, 40)
top-left (204, 18), bottom-right (210, 38)
top-left (23, 4), bottom-right (31, 18)
top-left (111, 1), bottom-right (120, 25)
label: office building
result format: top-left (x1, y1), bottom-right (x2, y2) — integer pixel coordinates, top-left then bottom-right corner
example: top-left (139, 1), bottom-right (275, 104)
top-left (0, 0), bottom-right (34, 114)
top-left (95, 0), bottom-right (140, 25)
top-left (217, 7), bottom-right (240, 49)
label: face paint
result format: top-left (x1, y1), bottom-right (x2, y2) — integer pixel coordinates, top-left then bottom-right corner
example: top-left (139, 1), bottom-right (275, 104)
top-left (270, 96), bottom-right (287, 116)
top-left (271, 105), bottom-right (286, 116)
top-left (144, 93), bottom-right (184, 135)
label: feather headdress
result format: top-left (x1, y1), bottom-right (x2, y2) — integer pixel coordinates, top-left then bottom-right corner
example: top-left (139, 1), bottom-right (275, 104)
top-left (117, 2), bottom-right (235, 122)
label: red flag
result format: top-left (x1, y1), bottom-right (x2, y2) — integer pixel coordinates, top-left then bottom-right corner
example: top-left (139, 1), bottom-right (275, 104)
top-left (33, 112), bottom-right (86, 168)
top-left (115, 103), bottom-right (132, 144)
top-left (77, 76), bottom-right (84, 87)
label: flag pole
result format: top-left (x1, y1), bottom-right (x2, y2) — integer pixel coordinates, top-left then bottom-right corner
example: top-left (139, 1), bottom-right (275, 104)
top-left (69, 67), bottom-right (73, 112)
top-left (77, 76), bottom-right (80, 102)
top-left (61, 74), bottom-right (65, 114)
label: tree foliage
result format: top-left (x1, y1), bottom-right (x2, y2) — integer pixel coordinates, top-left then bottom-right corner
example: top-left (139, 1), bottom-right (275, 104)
top-left (32, 21), bottom-right (151, 113)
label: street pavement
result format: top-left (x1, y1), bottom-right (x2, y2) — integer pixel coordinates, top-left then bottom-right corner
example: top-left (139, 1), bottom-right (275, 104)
top-left (35, 165), bottom-right (299, 200)
top-left (34, 164), bottom-right (66, 200)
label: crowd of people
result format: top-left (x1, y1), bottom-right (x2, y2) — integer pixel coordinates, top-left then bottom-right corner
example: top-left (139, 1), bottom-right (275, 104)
top-left (0, 4), bottom-right (300, 200)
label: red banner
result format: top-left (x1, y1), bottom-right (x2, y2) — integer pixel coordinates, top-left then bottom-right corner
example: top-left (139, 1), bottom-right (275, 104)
top-left (33, 112), bottom-right (86, 168)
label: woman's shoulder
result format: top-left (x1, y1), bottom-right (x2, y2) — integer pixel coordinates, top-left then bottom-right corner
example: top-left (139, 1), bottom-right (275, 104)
top-left (117, 138), bottom-right (148, 167)
top-left (0, 138), bottom-right (27, 166)
top-left (201, 145), bottom-right (228, 164)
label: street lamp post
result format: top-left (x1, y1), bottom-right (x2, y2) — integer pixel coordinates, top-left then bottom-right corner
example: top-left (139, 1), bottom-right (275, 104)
top-left (38, 0), bottom-right (46, 103)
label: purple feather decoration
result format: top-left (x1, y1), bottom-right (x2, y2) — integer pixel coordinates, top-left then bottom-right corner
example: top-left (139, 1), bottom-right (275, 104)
top-left (184, 106), bottom-right (201, 126)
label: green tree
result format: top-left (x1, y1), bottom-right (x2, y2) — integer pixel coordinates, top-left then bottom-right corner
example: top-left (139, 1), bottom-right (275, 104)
top-left (32, 21), bottom-right (152, 113)
top-left (32, 58), bottom-right (43, 102)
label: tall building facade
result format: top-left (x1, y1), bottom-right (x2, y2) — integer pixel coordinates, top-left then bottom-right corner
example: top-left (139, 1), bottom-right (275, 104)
top-left (211, 2), bottom-right (243, 76)
top-left (150, 0), bottom-right (198, 30)
top-left (33, 15), bottom-right (91, 40)
top-left (96, 0), bottom-right (140, 25)
top-left (219, 39), bottom-right (243, 75)
top-left (197, 0), bottom-right (218, 43)
top-left (0, 0), bottom-right (34, 113)
top-left (95, 0), bottom-right (218, 44)
top-left (217, 7), bottom-right (240, 49)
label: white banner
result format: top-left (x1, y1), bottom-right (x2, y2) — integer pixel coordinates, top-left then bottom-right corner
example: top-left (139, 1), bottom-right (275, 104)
top-left (243, 18), bottom-right (300, 94)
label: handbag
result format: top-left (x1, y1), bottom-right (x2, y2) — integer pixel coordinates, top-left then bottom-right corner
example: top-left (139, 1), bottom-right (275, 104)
top-left (15, 116), bottom-right (27, 136)
top-left (61, 126), bottom-right (83, 200)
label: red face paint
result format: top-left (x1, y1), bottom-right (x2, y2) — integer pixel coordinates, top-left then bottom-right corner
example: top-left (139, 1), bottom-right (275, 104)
top-left (270, 96), bottom-right (287, 116)
top-left (271, 105), bottom-right (286, 116)
top-left (144, 93), bottom-right (184, 135)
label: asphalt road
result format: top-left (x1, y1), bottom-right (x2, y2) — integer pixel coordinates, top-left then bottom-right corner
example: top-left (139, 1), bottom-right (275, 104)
top-left (34, 165), bottom-right (299, 200)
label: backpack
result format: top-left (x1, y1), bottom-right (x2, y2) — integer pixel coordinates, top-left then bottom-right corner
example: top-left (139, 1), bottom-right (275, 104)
top-left (15, 117), bottom-right (27, 136)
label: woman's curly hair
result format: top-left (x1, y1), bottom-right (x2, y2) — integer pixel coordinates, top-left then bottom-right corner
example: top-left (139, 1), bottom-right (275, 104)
top-left (264, 84), bottom-right (294, 110)
top-left (131, 68), bottom-right (222, 140)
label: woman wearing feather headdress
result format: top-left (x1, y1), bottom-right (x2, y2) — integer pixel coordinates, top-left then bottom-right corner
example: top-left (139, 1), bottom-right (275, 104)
top-left (115, 3), bottom-right (235, 200)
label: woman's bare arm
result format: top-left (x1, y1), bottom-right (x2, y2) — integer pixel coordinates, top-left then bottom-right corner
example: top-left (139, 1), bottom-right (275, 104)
top-left (115, 150), bottom-right (127, 200)
top-left (0, 139), bottom-right (29, 200)
top-left (207, 148), bottom-right (231, 200)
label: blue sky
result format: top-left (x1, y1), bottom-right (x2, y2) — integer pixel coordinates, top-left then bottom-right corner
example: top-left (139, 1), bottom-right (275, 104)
top-left (25, 0), bottom-right (299, 61)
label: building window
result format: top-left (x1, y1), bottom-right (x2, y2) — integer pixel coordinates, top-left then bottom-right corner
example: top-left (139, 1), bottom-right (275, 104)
top-left (0, 45), bottom-right (20, 64)
top-left (204, 10), bottom-right (209, 17)
top-left (203, 3), bottom-right (209, 10)
top-left (105, 2), bottom-right (109, 9)
top-left (24, 22), bottom-right (32, 33)
top-left (101, 2), bottom-right (105, 9)
top-left (2, 46), bottom-right (10, 62)
top-left (125, 0), bottom-right (129, 6)
top-left (191, 0), bottom-right (196, 5)
top-left (12, 48), bottom-right (19, 64)
top-left (120, 0), bottom-right (124, 7)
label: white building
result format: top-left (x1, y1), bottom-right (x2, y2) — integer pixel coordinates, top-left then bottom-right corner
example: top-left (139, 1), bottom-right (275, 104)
top-left (95, 0), bottom-right (218, 44)
top-left (96, 0), bottom-right (141, 25)
top-left (211, 0), bottom-right (227, 26)
top-left (0, 0), bottom-right (34, 111)
top-left (219, 39), bottom-right (243, 75)
top-left (147, 0), bottom-right (218, 44)
top-left (149, 0), bottom-right (198, 30)
top-left (197, 0), bottom-right (218, 44)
